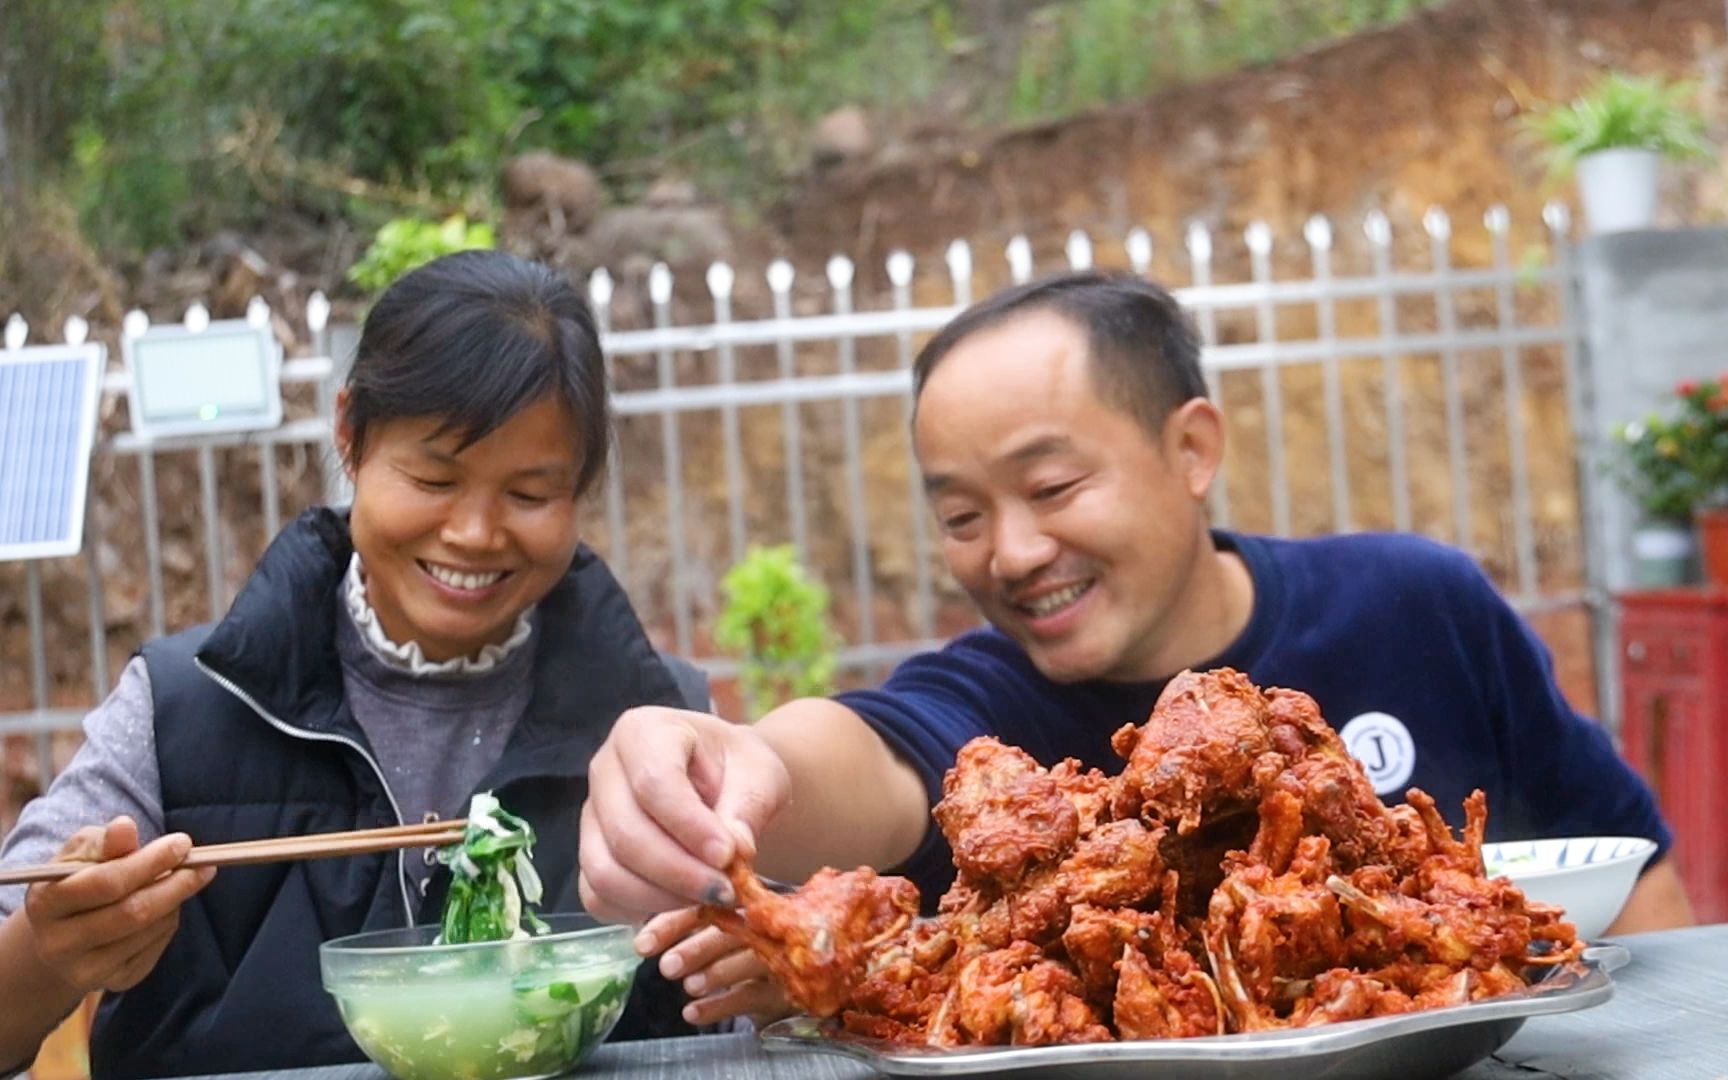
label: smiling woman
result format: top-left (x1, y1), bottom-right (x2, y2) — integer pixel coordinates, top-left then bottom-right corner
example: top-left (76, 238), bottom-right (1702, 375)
top-left (0, 250), bottom-right (699, 1078)
top-left (336, 251), bottom-right (607, 665)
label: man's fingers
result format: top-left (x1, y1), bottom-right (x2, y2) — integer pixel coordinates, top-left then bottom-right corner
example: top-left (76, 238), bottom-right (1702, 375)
top-left (578, 805), bottom-right (718, 923)
top-left (621, 725), bottom-right (737, 872)
top-left (658, 924), bottom-right (752, 981)
top-left (635, 907), bottom-right (703, 957)
top-left (709, 739), bottom-right (788, 857)
top-left (683, 978), bottom-right (795, 1028)
top-left (587, 770), bottom-right (732, 910)
top-left (680, 943), bottom-right (771, 998)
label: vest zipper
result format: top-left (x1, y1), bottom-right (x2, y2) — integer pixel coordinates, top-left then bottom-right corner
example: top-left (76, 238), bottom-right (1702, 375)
top-left (193, 656), bottom-right (418, 923)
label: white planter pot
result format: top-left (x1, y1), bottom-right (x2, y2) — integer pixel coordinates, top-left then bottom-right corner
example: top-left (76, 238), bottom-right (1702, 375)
top-left (1631, 523), bottom-right (1697, 588)
top-left (1576, 148), bottom-right (1661, 234)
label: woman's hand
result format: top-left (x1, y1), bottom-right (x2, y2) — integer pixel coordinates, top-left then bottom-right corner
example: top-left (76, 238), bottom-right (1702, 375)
top-left (24, 817), bottom-right (215, 993)
top-left (579, 706), bottom-right (790, 925)
top-left (637, 907), bottom-right (794, 1027)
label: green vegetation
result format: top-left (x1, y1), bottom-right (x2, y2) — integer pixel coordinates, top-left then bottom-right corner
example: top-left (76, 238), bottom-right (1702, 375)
top-left (1, 0), bottom-right (1451, 259)
top-left (347, 216), bottom-right (496, 297)
top-left (1611, 378), bottom-right (1728, 525)
top-left (1008, 0), bottom-right (1443, 121)
top-left (1525, 71), bottom-right (1711, 180)
top-left (715, 544), bottom-right (838, 719)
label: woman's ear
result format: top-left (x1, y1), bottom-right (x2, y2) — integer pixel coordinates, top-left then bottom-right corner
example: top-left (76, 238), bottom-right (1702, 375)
top-left (333, 387), bottom-right (356, 475)
top-left (1164, 398), bottom-right (1227, 501)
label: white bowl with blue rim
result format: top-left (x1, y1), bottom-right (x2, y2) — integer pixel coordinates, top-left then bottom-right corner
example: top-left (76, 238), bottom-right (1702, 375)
top-left (1481, 836), bottom-right (1657, 941)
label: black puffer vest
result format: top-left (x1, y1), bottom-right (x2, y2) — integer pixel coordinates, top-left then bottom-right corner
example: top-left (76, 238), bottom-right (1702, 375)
top-left (91, 508), bottom-right (692, 1077)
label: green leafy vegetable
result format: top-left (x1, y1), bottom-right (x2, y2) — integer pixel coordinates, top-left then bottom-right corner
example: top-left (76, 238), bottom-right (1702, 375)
top-left (436, 792), bottom-right (549, 944)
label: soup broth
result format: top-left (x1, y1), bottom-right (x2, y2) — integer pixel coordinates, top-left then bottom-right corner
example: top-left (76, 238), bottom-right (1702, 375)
top-left (333, 960), bottom-right (631, 1080)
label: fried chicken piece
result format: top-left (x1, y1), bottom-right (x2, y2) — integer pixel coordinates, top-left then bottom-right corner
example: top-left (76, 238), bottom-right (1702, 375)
top-left (1204, 835), bottom-right (1348, 1032)
top-left (1011, 959), bottom-right (1117, 1045)
top-left (1159, 809), bottom-right (1261, 920)
top-left (933, 942), bottom-right (1113, 1046)
top-left (1111, 668), bottom-right (1277, 833)
top-left (848, 918), bottom-right (972, 1029)
top-left (1286, 968), bottom-right (1406, 1026)
top-left (1261, 688), bottom-right (1403, 870)
top-left (1401, 790), bottom-right (1579, 963)
top-left (700, 860), bottom-right (920, 1018)
top-left (1114, 943), bottom-right (1225, 1039)
top-left (1050, 757), bottom-right (1114, 836)
top-left (1359, 959), bottom-right (1523, 1010)
top-left (1327, 790), bottom-right (1581, 975)
top-left (1062, 903), bottom-right (1172, 995)
top-left (935, 738), bottom-right (1081, 886)
top-left (839, 1011), bottom-right (925, 1043)
top-left (1235, 788), bottom-right (1307, 875)
top-left (1404, 787), bottom-right (1488, 876)
top-left (973, 819), bottom-right (1167, 948)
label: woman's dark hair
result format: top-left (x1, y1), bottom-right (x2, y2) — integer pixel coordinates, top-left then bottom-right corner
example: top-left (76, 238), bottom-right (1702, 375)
top-left (343, 249), bottom-right (610, 498)
top-left (912, 270), bottom-right (1208, 437)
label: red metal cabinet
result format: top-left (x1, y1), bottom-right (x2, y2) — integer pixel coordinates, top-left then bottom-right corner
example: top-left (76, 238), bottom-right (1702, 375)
top-left (1618, 589), bottom-right (1728, 923)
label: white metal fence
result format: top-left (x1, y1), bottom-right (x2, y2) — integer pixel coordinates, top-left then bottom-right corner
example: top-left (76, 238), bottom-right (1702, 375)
top-left (0, 201), bottom-right (1595, 813)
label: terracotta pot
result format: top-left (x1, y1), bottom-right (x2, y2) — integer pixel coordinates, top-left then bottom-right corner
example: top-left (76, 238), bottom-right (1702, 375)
top-left (1696, 507), bottom-right (1728, 586)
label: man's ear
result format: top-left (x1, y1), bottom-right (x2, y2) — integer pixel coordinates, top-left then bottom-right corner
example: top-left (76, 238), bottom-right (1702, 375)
top-left (333, 386), bottom-right (356, 475)
top-left (1164, 398), bottom-right (1226, 500)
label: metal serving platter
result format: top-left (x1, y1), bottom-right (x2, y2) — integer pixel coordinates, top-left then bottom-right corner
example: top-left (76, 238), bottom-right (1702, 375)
top-left (760, 944), bottom-right (1626, 1080)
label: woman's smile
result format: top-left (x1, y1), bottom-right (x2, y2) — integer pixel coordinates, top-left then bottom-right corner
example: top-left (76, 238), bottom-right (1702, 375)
top-left (417, 558), bottom-right (513, 596)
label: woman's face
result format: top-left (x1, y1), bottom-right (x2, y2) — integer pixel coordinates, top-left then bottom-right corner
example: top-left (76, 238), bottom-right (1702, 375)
top-left (340, 392), bottom-right (587, 662)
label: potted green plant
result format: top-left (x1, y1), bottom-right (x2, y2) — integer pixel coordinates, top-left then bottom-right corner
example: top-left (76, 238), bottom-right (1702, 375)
top-left (1612, 378), bottom-right (1728, 586)
top-left (714, 545), bottom-right (838, 719)
top-left (1525, 71), bottom-right (1710, 234)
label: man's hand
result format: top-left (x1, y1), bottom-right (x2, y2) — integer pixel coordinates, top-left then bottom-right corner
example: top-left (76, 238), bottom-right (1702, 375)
top-left (579, 706), bottom-right (790, 925)
top-left (637, 907), bottom-right (793, 1027)
top-left (25, 817), bottom-right (215, 994)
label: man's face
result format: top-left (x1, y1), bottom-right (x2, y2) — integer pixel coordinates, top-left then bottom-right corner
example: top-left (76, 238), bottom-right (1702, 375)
top-left (914, 310), bottom-right (1216, 683)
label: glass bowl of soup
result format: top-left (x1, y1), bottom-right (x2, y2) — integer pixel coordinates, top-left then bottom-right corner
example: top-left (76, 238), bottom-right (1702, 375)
top-left (321, 914), bottom-right (639, 1080)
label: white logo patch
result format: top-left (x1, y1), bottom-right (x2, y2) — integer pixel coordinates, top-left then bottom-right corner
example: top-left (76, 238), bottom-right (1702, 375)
top-left (1338, 711), bottom-right (1416, 796)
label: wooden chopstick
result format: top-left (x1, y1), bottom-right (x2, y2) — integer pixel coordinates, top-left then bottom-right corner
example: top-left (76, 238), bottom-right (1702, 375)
top-left (0, 819), bottom-right (469, 887)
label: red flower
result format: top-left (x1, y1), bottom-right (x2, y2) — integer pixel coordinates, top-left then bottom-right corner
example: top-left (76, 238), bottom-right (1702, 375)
top-left (1678, 380), bottom-right (1700, 397)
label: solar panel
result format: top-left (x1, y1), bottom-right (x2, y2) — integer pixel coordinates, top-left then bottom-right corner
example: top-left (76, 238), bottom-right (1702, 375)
top-left (0, 343), bottom-right (106, 562)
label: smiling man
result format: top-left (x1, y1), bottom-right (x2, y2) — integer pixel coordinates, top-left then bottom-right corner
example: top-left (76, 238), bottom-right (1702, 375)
top-left (578, 270), bottom-right (1693, 1025)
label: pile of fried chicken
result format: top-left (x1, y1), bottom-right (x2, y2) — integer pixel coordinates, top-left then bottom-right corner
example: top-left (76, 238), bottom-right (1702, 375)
top-left (700, 668), bottom-right (1584, 1047)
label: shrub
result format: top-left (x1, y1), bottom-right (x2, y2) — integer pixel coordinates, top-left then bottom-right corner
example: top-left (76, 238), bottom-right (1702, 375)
top-left (1611, 377), bottom-right (1728, 524)
top-left (715, 545), bottom-right (837, 719)
top-left (346, 215), bottom-right (495, 297)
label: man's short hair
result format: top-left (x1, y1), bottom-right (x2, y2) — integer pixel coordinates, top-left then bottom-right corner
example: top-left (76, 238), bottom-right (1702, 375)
top-left (912, 270), bottom-right (1209, 437)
